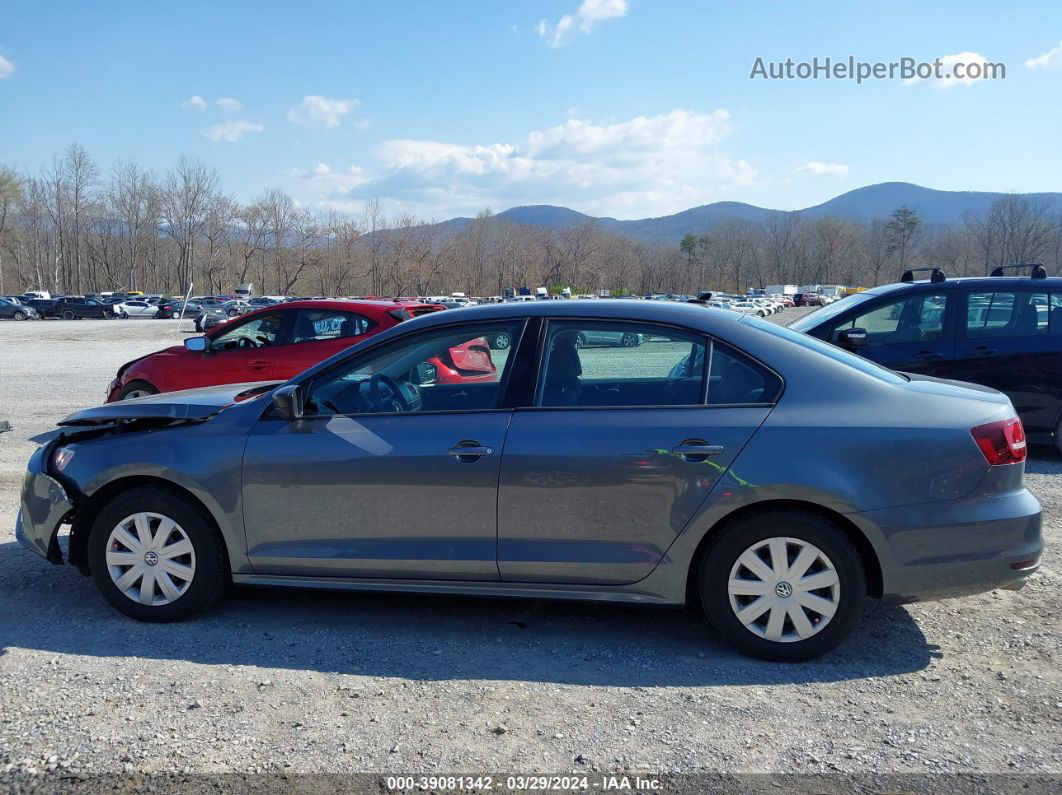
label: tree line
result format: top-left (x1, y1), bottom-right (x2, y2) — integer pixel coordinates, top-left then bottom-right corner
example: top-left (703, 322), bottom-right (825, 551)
top-left (1, 144), bottom-right (1061, 299)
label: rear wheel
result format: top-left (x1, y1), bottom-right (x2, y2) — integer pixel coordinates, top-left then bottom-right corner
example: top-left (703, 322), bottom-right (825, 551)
top-left (87, 487), bottom-right (227, 622)
top-left (118, 380), bottom-right (159, 400)
top-left (620, 332), bottom-right (640, 347)
top-left (61, 309), bottom-right (75, 320)
top-left (699, 510), bottom-right (865, 661)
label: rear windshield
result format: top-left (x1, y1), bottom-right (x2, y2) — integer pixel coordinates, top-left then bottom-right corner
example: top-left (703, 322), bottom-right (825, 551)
top-left (787, 292), bottom-right (878, 331)
top-left (742, 315), bottom-right (908, 384)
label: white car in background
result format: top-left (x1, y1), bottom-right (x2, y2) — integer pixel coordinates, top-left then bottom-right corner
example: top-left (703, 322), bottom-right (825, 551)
top-left (751, 298), bottom-right (778, 314)
top-left (732, 301), bottom-right (768, 317)
top-left (112, 300), bottom-right (158, 319)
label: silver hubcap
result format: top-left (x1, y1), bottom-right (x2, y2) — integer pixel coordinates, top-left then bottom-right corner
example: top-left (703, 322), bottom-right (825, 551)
top-left (727, 537), bottom-right (840, 643)
top-left (123, 390), bottom-right (151, 400)
top-left (106, 512), bottom-right (196, 606)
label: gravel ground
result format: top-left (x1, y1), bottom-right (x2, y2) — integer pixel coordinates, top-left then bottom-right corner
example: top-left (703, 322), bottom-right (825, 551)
top-left (0, 311), bottom-right (1060, 789)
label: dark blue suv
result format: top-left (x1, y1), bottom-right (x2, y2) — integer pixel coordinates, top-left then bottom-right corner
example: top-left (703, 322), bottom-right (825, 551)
top-left (790, 265), bottom-right (1062, 452)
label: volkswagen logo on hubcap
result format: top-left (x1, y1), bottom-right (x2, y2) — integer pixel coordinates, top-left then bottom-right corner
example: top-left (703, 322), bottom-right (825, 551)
top-left (143, 551), bottom-right (159, 566)
top-left (775, 581), bottom-right (793, 598)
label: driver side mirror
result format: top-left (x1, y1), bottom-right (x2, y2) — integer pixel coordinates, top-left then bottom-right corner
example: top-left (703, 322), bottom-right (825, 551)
top-left (184, 336), bottom-right (209, 353)
top-left (836, 327), bottom-right (868, 349)
top-left (414, 362), bottom-right (437, 386)
top-left (272, 384), bottom-right (304, 420)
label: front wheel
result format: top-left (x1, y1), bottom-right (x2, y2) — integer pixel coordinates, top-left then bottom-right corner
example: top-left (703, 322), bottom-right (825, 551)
top-left (619, 332), bottom-right (640, 348)
top-left (491, 332), bottom-right (512, 350)
top-left (13, 310), bottom-right (26, 321)
top-left (118, 380), bottom-right (159, 400)
top-left (87, 486), bottom-right (227, 622)
top-left (61, 309), bottom-right (75, 320)
top-left (699, 510), bottom-right (866, 661)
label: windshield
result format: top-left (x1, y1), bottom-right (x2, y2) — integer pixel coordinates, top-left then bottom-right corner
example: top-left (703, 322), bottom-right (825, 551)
top-left (741, 315), bottom-right (908, 384)
top-left (787, 291), bottom-right (878, 331)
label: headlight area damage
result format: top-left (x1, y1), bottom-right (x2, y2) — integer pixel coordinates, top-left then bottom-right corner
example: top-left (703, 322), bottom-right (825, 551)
top-left (18, 416), bottom-right (210, 568)
top-left (16, 381), bottom-right (279, 571)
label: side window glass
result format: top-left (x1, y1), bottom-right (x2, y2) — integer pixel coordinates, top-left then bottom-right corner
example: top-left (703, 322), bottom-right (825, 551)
top-left (834, 293), bottom-right (948, 344)
top-left (967, 292), bottom-right (1046, 338)
top-left (210, 313), bottom-right (283, 351)
top-left (293, 310), bottom-right (372, 343)
top-left (536, 321), bottom-right (707, 408)
top-left (708, 343), bottom-right (783, 405)
top-left (1050, 294), bottom-right (1062, 334)
top-left (306, 321), bottom-right (523, 416)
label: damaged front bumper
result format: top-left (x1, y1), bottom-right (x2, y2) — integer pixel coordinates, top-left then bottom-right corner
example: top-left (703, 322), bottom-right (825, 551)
top-left (15, 444), bottom-right (74, 563)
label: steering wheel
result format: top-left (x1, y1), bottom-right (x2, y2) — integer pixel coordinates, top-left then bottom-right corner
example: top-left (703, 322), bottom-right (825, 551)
top-left (369, 373), bottom-right (410, 413)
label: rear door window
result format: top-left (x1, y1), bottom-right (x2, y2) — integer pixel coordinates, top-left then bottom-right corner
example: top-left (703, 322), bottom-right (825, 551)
top-left (534, 321), bottom-right (709, 408)
top-left (292, 310), bottom-right (372, 343)
top-left (965, 292), bottom-right (1047, 338)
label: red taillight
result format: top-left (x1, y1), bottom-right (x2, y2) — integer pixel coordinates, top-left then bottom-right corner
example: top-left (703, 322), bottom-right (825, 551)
top-left (970, 417), bottom-right (1027, 465)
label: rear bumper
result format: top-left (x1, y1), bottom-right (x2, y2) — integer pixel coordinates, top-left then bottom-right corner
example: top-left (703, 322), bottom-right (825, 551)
top-left (15, 446), bottom-right (74, 563)
top-left (855, 488), bottom-right (1043, 605)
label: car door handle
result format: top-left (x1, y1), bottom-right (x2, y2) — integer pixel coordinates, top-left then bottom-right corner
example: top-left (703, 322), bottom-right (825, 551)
top-left (917, 351), bottom-right (944, 360)
top-left (247, 360), bottom-right (269, 371)
top-left (448, 442), bottom-right (495, 461)
top-left (972, 346), bottom-right (997, 356)
top-left (673, 441), bottom-right (725, 460)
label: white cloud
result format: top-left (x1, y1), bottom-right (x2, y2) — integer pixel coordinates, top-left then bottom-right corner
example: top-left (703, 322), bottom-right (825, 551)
top-left (181, 95), bottom-right (207, 111)
top-left (291, 162), bottom-right (371, 192)
top-left (216, 97), bottom-right (243, 111)
top-left (315, 108), bottom-right (753, 219)
top-left (203, 120), bottom-right (264, 143)
top-left (287, 95), bottom-right (359, 128)
top-left (902, 51), bottom-right (995, 89)
top-left (538, 0), bottom-right (629, 47)
top-left (796, 161), bottom-right (849, 178)
top-left (0, 56), bottom-right (14, 79)
top-left (1026, 40), bottom-right (1062, 70)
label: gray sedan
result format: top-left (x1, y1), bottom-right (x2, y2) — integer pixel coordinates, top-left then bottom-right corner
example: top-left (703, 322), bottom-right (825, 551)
top-left (16, 301), bottom-right (1042, 661)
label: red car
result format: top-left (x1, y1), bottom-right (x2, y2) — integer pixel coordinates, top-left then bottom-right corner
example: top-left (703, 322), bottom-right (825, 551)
top-left (106, 300), bottom-right (448, 401)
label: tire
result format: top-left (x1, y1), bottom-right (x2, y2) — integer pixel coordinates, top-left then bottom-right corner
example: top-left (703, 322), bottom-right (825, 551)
top-left (620, 332), bottom-right (640, 348)
top-left (87, 486), bottom-right (227, 622)
top-left (491, 331), bottom-right (512, 350)
top-left (118, 380), bottom-right (159, 400)
top-left (574, 333), bottom-right (586, 349)
top-left (61, 309), bottom-right (75, 320)
top-left (699, 509), bottom-right (866, 662)
top-left (13, 310), bottom-right (26, 321)
top-left (119, 311), bottom-right (128, 319)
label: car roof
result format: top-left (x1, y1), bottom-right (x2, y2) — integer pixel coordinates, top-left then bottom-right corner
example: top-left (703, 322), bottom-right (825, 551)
top-left (865, 275), bottom-right (1062, 297)
top-left (391, 298), bottom-right (744, 332)
top-left (228, 297), bottom-right (442, 321)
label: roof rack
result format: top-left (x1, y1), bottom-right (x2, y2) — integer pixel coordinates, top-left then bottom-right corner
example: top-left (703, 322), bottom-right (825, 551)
top-left (989, 262), bottom-right (1047, 279)
top-left (900, 267), bottom-right (946, 283)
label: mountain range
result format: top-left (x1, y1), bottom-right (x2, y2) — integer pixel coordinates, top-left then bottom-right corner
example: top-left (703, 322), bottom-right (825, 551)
top-left (435, 182), bottom-right (1062, 244)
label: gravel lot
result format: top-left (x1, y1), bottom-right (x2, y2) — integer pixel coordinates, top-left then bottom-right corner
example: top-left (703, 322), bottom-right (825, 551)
top-left (1, 311), bottom-right (1060, 789)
